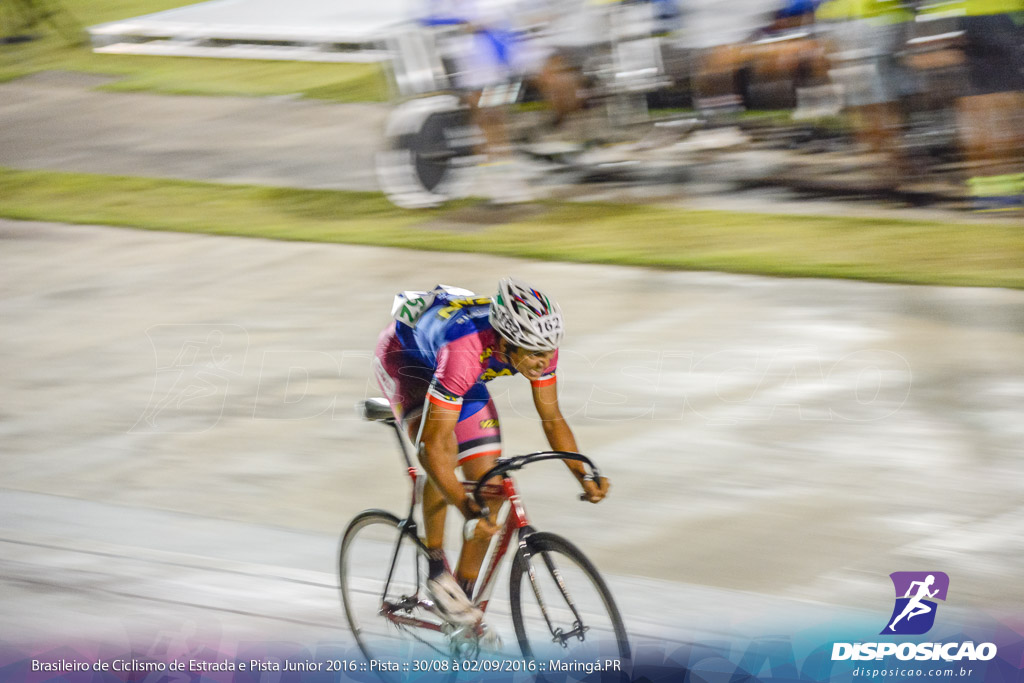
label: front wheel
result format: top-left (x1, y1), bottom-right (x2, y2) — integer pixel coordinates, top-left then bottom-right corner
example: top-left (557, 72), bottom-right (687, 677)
top-left (509, 531), bottom-right (631, 664)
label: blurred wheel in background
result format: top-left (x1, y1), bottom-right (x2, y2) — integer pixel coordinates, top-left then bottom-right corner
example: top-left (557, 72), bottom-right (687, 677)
top-left (375, 95), bottom-right (480, 209)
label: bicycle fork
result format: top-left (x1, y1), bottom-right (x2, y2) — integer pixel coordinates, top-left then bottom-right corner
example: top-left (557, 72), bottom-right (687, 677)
top-left (521, 539), bottom-right (589, 647)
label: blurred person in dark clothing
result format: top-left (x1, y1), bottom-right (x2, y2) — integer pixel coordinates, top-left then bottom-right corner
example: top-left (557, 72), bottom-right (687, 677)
top-left (952, 0), bottom-right (1024, 210)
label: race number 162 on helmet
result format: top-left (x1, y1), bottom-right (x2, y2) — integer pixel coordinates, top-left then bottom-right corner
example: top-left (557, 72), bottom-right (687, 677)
top-left (489, 277), bottom-right (564, 352)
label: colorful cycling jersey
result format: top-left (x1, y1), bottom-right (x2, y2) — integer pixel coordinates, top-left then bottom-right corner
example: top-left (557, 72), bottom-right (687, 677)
top-left (393, 287), bottom-right (557, 408)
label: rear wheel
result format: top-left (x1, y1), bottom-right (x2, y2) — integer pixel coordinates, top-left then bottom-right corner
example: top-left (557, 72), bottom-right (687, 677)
top-left (508, 532), bottom-right (630, 665)
top-left (338, 510), bottom-right (451, 664)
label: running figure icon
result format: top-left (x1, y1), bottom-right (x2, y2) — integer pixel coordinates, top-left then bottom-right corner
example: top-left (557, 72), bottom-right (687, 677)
top-left (882, 571), bottom-right (949, 635)
top-left (889, 575), bottom-right (938, 631)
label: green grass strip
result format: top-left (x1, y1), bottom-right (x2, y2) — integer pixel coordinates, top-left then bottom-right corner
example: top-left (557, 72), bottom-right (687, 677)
top-left (2, 167), bottom-right (1022, 288)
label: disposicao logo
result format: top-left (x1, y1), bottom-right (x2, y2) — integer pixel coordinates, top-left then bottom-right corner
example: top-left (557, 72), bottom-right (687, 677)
top-left (831, 571), bottom-right (998, 662)
top-left (882, 571), bottom-right (948, 635)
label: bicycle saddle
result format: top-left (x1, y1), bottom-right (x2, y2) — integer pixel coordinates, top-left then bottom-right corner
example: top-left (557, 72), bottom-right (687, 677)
top-left (359, 398), bottom-right (396, 423)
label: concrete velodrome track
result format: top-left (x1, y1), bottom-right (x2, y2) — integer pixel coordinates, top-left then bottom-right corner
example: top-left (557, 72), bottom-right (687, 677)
top-left (2, 218), bottom-right (1023, 662)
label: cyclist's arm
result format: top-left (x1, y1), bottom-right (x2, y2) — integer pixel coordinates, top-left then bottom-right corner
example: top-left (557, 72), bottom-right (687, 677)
top-left (532, 380), bottom-right (580, 467)
top-left (532, 380), bottom-right (609, 502)
top-left (418, 399), bottom-right (479, 519)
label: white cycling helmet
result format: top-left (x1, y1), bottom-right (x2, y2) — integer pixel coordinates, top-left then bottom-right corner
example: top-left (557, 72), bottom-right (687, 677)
top-left (489, 278), bottom-right (564, 352)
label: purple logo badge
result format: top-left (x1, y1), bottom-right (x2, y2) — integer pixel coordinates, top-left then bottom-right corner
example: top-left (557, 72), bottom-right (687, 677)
top-left (881, 571), bottom-right (949, 635)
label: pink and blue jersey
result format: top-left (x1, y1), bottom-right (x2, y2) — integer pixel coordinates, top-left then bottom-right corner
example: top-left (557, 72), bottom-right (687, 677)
top-left (394, 291), bottom-right (557, 407)
top-left (373, 289), bottom-right (556, 462)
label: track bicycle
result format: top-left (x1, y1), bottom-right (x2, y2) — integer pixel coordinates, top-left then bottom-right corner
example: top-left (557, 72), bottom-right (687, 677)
top-left (338, 398), bottom-right (630, 668)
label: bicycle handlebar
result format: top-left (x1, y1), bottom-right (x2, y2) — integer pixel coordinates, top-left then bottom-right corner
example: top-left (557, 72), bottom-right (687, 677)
top-left (469, 451), bottom-right (602, 509)
top-left (462, 451), bottom-right (603, 543)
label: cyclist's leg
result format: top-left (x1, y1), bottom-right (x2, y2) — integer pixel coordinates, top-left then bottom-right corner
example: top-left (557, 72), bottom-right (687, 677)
top-left (530, 53), bottom-right (584, 127)
top-left (451, 387), bottom-right (503, 592)
top-left (409, 412), bottom-right (457, 555)
top-left (448, 29), bottom-right (511, 156)
top-left (471, 50), bottom-right (518, 174)
top-left (373, 323), bottom-right (450, 551)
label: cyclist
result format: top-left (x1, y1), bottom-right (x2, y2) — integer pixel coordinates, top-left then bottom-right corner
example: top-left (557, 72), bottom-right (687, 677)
top-left (372, 278), bottom-right (610, 630)
top-left (423, 0), bottom-right (583, 203)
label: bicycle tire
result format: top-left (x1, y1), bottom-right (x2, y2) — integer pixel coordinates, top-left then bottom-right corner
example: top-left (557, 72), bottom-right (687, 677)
top-left (375, 95), bottom-right (473, 209)
top-left (338, 509), bottom-right (450, 665)
top-left (509, 531), bottom-right (631, 664)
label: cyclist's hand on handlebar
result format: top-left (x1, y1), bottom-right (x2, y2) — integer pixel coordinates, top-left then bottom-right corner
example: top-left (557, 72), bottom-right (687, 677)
top-left (461, 496), bottom-right (499, 541)
top-left (580, 475), bottom-right (610, 503)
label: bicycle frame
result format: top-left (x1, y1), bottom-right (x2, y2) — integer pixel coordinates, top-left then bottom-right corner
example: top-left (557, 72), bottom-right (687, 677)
top-left (372, 405), bottom-right (598, 634)
top-left (377, 469), bottom-right (528, 634)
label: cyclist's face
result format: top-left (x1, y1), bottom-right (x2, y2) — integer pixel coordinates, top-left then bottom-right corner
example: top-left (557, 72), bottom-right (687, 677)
top-left (508, 347), bottom-right (556, 381)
